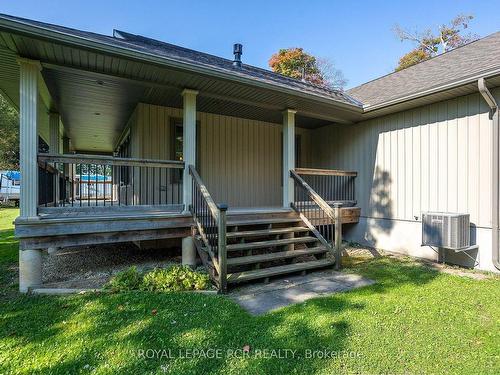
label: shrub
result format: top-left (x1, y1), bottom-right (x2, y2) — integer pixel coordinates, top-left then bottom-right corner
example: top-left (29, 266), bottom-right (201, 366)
top-left (105, 266), bottom-right (142, 292)
top-left (141, 265), bottom-right (210, 292)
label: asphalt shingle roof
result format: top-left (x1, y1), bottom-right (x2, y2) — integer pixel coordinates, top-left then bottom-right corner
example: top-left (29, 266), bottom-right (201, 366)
top-left (347, 31), bottom-right (500, 108)
top-left (2, 13), bottom-right (499, 112)
top-left (0, 13), bottom-right (361, 107)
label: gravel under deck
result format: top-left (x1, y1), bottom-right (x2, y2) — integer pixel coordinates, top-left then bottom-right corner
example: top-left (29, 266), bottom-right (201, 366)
top-left (42, 243), bottom-right (182, 289)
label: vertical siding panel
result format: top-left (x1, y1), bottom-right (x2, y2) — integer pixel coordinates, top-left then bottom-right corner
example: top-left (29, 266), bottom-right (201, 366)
top-left (429, 103), bottom-right (439, 211)
top-left (390, 116), bottom-right (399, 219)
top-left (397, 115), bottom-right (406, 219)
top-left (479, 99), bottom-right (492, 227)
top-left (383, 118), bottom-right (392, 217)
top-left (437, 101), bottom-right (448, 211)
top-left (371, 119), bottom-right (384, 217)
top-left (412, 109), bottom-right (421, 219)
top-left (468, 95), bottom-right (480, 224)
top-left (447, 98), bottom-right (458, 213)
top-left (420, 105), bottom-right (430, 213)
top-left (457, 96), bottom-right (468, 214)
top-left (404, 111), bottom-right (413, 220)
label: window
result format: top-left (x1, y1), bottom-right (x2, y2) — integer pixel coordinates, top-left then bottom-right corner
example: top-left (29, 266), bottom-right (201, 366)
top-left (172, 120), bottom-right (183, 161)
top-left (170, 118), bottom-right (201, 183)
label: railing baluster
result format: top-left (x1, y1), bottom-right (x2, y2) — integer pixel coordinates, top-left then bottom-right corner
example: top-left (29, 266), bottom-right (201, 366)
top-left (37, 154), bottom-right (184, 211)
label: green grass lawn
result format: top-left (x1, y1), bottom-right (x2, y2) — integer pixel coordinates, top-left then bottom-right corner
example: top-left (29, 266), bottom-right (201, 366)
top-left (0, 206), bottom-right (499, 374)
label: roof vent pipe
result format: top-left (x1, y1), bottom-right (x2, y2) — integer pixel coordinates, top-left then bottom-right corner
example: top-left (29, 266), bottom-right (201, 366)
top-left (233, 43), bottom-right (243, 67)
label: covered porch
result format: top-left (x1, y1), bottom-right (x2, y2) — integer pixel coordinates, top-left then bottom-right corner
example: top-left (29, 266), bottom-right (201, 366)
top-left (0, 17), bottom-right (362, 292)
top-left (13, 57), bottom-right (361, 217)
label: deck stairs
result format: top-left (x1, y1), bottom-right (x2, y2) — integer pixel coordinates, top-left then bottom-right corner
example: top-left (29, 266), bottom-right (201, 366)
top-left (194, 210), bottom-right (335, 286)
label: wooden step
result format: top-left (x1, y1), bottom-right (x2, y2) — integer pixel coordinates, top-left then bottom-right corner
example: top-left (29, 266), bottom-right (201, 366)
top-left (227, 217), bottom-right (301, 226)
top-left (226, 226), bottom-right (310, 239)
top-left (226, 236), bottom-right (318, 251)
top-left (227, 259), bottom-right (335, 283)
top-left (226, 246), bottom-right (328, 266)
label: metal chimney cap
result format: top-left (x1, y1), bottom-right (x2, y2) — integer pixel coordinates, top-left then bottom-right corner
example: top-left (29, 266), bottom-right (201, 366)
top-left (233, 43), bottom-right (243, 67)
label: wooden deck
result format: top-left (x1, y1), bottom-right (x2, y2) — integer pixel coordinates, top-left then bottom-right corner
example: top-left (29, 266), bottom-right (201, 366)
top-left (15, 205), bottom-right (360, 251)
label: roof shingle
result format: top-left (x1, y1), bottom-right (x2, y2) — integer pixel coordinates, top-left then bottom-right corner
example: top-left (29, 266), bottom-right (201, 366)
top-left (347, 31), bottom-right (500, 108)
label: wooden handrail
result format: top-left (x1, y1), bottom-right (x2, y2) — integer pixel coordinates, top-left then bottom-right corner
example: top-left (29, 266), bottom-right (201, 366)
top-left (189, 165), bottom-right (219, 222)
top-left (290, 169), bottom-right (343, 269)
top-left (295, 167), bottom-right (357, 177)
top-left (38, 153), bottom-right (185, 169)
top-left (290, 170), bottom-right (335, 220)
top-left (189, 165), bottom-right (228, 293)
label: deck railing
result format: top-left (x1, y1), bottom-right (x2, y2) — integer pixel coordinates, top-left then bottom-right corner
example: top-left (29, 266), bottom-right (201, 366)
top-left (291, 169), bottom-right (345, 269)
top-left (295, 168), bottom-right (356, 206)
top-left (37, 154), bottom-right (184, 208)
top-left (189, 165), bottom-right (228, 293)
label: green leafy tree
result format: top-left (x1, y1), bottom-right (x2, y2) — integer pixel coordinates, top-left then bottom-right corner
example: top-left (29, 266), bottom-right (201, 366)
top-left (394, 14), bottom-right (479, 71)
top-left (269, 48), bottom-right (346, 89)
top-left (0, 94), bottom-right (19, 170)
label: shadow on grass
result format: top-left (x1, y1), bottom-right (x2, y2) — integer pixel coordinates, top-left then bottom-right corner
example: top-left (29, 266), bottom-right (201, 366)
top-left (0, 255), bottom-right (441, 374)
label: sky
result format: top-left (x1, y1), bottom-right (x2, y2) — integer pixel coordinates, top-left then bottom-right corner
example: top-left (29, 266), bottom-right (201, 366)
top-left (0, 0), bottom-right (499, 89)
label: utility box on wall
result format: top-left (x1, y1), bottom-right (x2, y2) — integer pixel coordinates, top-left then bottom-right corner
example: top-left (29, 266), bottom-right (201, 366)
top-left (422, 212), bottom-right (470, 250)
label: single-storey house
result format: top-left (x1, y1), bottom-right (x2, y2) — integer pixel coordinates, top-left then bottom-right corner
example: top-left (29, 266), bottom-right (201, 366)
top-left (0, 14), bottom-right (498, 293)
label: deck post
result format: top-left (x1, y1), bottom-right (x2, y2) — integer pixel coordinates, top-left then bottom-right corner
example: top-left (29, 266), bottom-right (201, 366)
top-left (182, 89), bottom-right (198, 213)
top-left (17, 58), bottom-right (42, 292)
top-left (282, 109), bottom-right (297, 207)
top-left (218, 204), bottom-right (228, 294)
top-left (182, 235), bottom-right (196, 268)
top-left (333, 203), bottom-right (342, 270)
top-left (19, 249), bottom-right (42, 292)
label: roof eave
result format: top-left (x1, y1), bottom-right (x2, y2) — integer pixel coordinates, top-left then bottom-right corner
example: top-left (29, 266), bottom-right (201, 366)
top-left (0, 16), bottom-right (363, 114)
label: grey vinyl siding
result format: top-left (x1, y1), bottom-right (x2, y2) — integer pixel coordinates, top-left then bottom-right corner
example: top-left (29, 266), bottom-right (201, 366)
top-left (311, 89), bottom-right (499, 229)
top-left (127, 103), bottom-right (312, 208)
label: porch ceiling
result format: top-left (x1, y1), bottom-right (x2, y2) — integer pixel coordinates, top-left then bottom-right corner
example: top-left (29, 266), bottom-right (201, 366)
top-left (0, 23), bottom-right (363, 153)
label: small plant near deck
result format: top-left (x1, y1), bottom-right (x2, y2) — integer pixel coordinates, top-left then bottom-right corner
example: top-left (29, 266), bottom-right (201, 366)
top-left (105, 265), bottom-right (210, 292)
top-left (141, 265), bottom-right (210, 292)
top-left (105, 266), bottom-right (142, 292)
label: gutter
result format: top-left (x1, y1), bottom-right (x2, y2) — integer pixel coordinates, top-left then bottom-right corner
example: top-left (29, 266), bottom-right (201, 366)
top-left (478, 77), bottom-right (500, 271)
top-left (0, 15), bottom-right (363, 114)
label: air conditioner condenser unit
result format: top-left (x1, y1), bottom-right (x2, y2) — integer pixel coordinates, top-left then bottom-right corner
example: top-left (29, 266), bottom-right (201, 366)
top-left (421, 212), bottom-right (470, 250)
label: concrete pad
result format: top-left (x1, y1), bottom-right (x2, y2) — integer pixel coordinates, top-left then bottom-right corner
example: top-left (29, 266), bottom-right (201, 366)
top-left (229, 270), bottom-right (374, 315)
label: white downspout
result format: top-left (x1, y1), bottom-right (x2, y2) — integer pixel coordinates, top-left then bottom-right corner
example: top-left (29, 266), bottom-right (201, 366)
top-left (478, 77), bottom-right (500, 270)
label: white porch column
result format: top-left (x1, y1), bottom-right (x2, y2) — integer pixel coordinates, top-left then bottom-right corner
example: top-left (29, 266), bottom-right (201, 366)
top-left (18, 58), bottom-right (41, 219)
top-left (282, 109), bottom-right (296, 207)
top-left (18, 58), bottom-right (42, 293)
top-left (182, 89), bottom-right (198, 212)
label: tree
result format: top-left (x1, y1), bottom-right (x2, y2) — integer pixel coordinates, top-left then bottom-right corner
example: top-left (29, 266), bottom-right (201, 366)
top-left (269, 48), bottom-right (347, 90)
top-left (0, 94), bottom-right (19, 170)
top-left (393, 14), bottom-right (479, 71)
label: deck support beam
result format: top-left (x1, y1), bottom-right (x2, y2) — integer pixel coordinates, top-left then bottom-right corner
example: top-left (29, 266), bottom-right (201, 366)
top-left (18, 58), bottom-right (42, 292)
top-left (282, 109), bottom-right (296, 207)
top-left (182, 89), bottom-right (198, 212)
